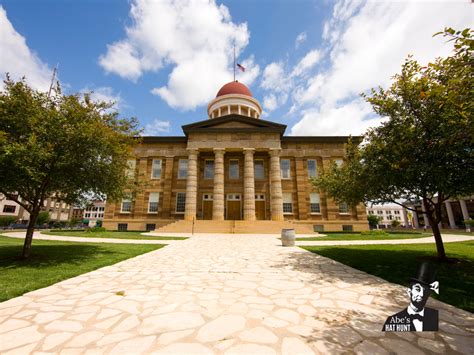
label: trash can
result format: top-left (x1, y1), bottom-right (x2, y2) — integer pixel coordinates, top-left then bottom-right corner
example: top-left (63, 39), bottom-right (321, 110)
top-left (281, 229), bottom-right (296, 246)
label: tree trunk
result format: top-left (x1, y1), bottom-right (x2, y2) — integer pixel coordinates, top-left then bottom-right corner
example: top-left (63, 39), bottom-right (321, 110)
top-left (425, 200), bottom-right (446, 260)
top-left (21, 208), bottom-right (39, 259)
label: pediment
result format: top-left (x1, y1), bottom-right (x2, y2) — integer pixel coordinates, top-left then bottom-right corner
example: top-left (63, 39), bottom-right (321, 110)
top-left (182, 114), bottom-right (287, 136)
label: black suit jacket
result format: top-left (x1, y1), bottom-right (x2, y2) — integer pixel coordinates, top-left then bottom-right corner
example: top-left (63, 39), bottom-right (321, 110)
top-left (382, 307), bottom-right (438, 331)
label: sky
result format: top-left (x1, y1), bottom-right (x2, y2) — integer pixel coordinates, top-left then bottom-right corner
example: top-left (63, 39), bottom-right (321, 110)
top-left (0, 0), bottom-right (472, 137)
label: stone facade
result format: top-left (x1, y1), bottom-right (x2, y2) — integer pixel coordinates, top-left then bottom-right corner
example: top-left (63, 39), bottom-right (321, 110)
top-left (103, 82), bottom-right (368, 233)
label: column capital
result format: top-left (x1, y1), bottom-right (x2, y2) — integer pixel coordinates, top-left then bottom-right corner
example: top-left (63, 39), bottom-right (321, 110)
top-left (186, 148), bottom-right (199, 157)
top-left (269, 148), bottom-right (281, 157)
top-left (243, 148), bottom-right (255, 155)
top-left (213, 147), bottom-right (226, 153)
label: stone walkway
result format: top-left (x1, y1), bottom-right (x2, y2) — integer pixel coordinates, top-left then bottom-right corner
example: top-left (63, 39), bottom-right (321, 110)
top-left (1, 235), bottom-right (473, 354)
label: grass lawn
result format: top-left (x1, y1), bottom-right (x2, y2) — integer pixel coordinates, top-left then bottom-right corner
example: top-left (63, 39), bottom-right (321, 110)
top-left (297, 233), bottom-right (430, 241)
top-left (302, 241), bottom-right (474, 312)
top-left (43, 230), bottom-right (188, 240)
top-left (0, 235), bottom-right (165, 302)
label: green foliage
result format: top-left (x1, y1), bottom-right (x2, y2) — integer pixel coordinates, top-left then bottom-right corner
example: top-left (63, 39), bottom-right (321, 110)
top-left (86, 226), bottom-right (106, 233)
top-left (391, 219), bottom-right (401, 228)
top-left (0, 76), bottom-right (140, 257)
top-left (360, 230), bottom-right (389, 237)
top-left (367, 214), bottom-right (381, 228)
top-left (313, 28), bottom-right (474, 258)
top-left (36, 211), bottom-right (51, 225)
top-left (0, 216), bottom-right (16, 227)
top-left (464, 219), bottom-right (474, 227)
top-left (68, 217), bottom-right (81, 226)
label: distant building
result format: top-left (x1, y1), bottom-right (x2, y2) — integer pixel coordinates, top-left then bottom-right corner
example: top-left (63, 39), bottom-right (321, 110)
top-left (0, 194), bottom-right (29, 222)
top-left (41, 197), bottom-right (73, 222)
top-left (366, 204), bottom-right (409, 228)
top-left (83, 201), bottom-right (105, 227)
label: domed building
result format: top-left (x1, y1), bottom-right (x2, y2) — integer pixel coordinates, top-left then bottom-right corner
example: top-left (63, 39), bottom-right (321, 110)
top-left (103, 81), bottom-right (368, 233)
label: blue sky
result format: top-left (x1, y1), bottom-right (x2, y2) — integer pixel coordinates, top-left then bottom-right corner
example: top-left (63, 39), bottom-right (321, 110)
top-left (0, 0), bottom-right (471, 136)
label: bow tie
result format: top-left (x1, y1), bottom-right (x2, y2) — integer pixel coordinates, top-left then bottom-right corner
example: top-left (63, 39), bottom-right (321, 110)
top-left (411, 314), bottom-right (424, 321)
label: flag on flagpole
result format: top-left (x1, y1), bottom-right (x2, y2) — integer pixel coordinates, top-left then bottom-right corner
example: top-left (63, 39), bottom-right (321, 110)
top-left (237, 63), bottom-right (245, 72)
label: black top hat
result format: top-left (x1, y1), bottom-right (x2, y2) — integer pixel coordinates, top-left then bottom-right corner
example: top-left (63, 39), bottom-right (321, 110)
top-left (410, 262), bottom-right (437, 287)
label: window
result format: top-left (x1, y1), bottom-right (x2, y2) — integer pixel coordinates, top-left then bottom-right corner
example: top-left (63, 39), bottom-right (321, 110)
top-left (151, 159), bottom-right (162, 179)
top-left (313, 225), bottom-right (324, 232)
top-left (377, 210), bottom-right (383, 215)
top-left (148, 192), bottom-right (159, 213)
top-left (310, 193), bottom-right (321, 213)
top-left (387, 215), bottom-right (393, 220)
top-left (254, 160), bottom-right (264, 179)
top-left (339, 202), bottom-right (349, 214)
top-left (307, 159), bottom-right (317, 178)
top-left (85, 213), bottom-right (90, 218)
top-left (283, 193), bottom-right (293, 214)
top-left (118, 223), bottom-right (128, 231)
top-left (126, 159), bottom-right (136, 178)
top-left (281, 159), bottom-right (291, 179)
top-left (334, 159), bottom-right (343, 168)
top-left (178, 159), bottom-right (188, 179)
top-left (2, 205), bottom-right (16, 213)
top-left (99, 207), bottom-right (105, 211)
top-left (121, 195), bottom-right (132, 213)
top-left (394, 210), bottom-right (400, 215)
top-left (368, 210), bottom-right (374, 215)
top-left (342, 225), bottom-right (353, 231)
top-left (229, 159), bottom-right (239, 179)
top-left (98, 213), bottom-right (104, 218)
top-left (176, 192), bottom-right (186, 213)
top-left (204, 160), bottom-right (214, 179)
top-left (203, 194), bottom-right (213, 200)
top-left (146, 224), bottom-right (156, 232)
top-left (255, 194), bottom-right (265, 200)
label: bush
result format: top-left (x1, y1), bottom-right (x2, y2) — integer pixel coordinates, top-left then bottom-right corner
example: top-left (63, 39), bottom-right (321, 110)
top-left (86, 226), bottom-right (106, 233)
top-left (36, 211), bottom-right (51, 225)
top-left (464, 219), bottom-right (474, 227)
top-left (0, 216), bottom-right (17, 227)
top-left (361, 230), bottom-right (389, 237)
top-left (367, 215), bottom-right (381, 228)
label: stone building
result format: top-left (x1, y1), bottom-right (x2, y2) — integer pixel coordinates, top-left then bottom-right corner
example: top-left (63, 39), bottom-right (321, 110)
top-left (103, 81), bottom-right (368, 233)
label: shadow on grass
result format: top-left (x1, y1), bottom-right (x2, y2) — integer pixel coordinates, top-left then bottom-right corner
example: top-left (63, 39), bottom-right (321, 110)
top-left (0, 244), bottom-right (113, 269)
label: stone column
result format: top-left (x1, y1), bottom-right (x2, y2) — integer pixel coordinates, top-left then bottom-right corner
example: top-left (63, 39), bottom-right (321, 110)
top-left (269, 149), bottom-right (284, 221)
top-left (402, 208), bottom-right (409, 227)
top-left (421, 201), bottom-right (430, 227)
top-left (161, 156), bottom-right (174, 218)
top-left (445, 201), bottom-right (456, 228)
top-left (213, 148), bottom-right (225, 220)
top-left (412, 208), bottom-right (420, 228)
top-left (243, 148), bottom-right (256, 221)
top-left (184, 149), bottom-right (199, 221)
top-left (459, 199), bottom-right (470, 221)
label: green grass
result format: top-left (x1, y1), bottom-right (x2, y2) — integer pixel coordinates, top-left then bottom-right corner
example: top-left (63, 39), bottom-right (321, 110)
top-left (302, 241), bottom-right (474, 312)
top-left (0, 235), bottom-right (165, 302)
top-left (42, 231), bottom-right (188, 240)
top-left (297, 233), bottom-right (430, 241)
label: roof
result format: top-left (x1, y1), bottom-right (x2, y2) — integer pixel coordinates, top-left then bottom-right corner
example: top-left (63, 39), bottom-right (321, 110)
top-left (216, 81), bottom-right (252, 97)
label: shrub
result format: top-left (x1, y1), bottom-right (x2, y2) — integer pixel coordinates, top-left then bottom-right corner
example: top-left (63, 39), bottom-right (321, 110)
top-left (36, 211), bottom-right (51, 225)
top-left (361, 230), bottom-right (389, 237)
top-left (86, 226), bottom-right (106, 233)
top-left (0, 216), bottom-right (16, 227)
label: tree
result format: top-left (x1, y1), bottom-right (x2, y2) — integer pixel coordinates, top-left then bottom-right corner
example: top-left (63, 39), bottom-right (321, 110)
top-left (36, 211), bottom-right (51, 225)
top-left (313, 28), bottom-right (473, 260)
top-left (391, 219), bottom-right (401, 229)
top-left (0, 77), bottom-right (139, 258)
top-left (367, 214), bottom-right (381, 229)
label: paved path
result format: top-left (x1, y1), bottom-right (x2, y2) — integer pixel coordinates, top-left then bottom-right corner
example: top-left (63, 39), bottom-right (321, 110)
top-left (2, 232), bottom-right (184, 245)
top-left (1, 235), bottom-right (473, 354)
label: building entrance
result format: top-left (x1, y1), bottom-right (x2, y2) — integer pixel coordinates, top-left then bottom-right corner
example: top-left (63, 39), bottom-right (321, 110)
top-left (202, 193), bottom-right (213, 220)
top-left (255, 194), bottom-right (266, 220)
top-left (226, 194), bottom-right (241, 220)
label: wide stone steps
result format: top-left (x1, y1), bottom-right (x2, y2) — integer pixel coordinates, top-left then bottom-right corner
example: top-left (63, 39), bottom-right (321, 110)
top-left (153, 220), bottom-right (318, 234)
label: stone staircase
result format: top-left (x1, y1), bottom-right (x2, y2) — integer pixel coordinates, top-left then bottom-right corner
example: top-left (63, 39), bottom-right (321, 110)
top-left (153, 220), bottom-right (318, 234)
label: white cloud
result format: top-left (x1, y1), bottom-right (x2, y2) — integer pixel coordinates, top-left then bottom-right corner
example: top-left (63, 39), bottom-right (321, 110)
top-left (261, 62), bottom-right (288, 92)
top-left (143, 119), bottom-right (171, 136)
top-left (289, 0), bottom-right (472, 136)
top-left (295, 32), bottom-right (307, 48)
top-left (0, 6), bottom-right (52, 91)
top-left (290, 49), bottom-right (321, 77)
top-left (99, 0), bottom-right (257, 110)
top-left (81, 86), bottom-right (123, 110)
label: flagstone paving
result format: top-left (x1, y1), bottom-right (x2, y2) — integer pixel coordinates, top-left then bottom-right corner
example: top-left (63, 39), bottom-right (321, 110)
top-left (1, 235), bottom-right (473, 354)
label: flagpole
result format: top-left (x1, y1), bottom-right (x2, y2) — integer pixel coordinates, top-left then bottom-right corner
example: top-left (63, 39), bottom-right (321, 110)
top-left (233, 43), bottom-right (236, 81)
top-left (47, 64), bottom-right (58, 97)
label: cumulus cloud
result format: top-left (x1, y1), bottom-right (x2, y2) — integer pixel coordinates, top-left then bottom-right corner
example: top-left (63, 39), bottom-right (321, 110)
top-left (143, 119), bottom-right (171, 136)
top-left (290, 49), bottom-right (321, 77)
top-left (81, 86), bottom-right (124, 110)
top-left (295, 31), bottom-right (307, 48)
top-left (287, 0), bottom-right (472, 136)
top-left (99, 0), bottom-right (257, 110)
top-left (0, 6), bottom-right (52, 91)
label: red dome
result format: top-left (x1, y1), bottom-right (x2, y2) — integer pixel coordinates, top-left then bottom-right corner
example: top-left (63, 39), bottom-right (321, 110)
top-left (216, 81), bottom-right (252, 98)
